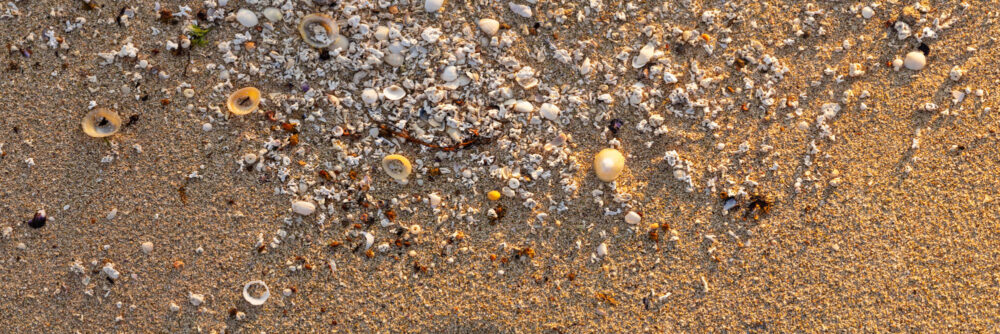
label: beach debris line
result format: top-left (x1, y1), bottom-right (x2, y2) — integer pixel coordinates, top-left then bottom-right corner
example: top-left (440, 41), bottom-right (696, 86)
top-left (81, 108), bottom-right (121, 137)
top-left (243, 280), bottom-right (270, 306)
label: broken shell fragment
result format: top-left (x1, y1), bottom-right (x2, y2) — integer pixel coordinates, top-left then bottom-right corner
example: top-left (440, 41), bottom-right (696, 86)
top-left (593, 148), bottom-right (625, 182)
top-left (242, 280), bottom-right (270, 306)
top-left (632, 43), bottom-right (656, 68)
top-left (81, 108), bottom-right (122, 137)
top-left (382, 155), bottom-right (412, 181)
top-left (361, 88), bottom-right (379, 104)
top-left (383, 85), bottom-right (406, 101)
top-left (227, 87), bottom-right (261, 115)
top-left (298, 14), bottom-right (339, 48)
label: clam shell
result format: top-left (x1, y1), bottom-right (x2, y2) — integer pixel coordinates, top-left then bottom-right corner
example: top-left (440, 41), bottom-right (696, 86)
top-left (298, 13), bottom-right (339, 48)
top-left (383, 85), bottom-right (406, 101)
top-left (593, 148), bottom-right (625, 182)
top-left (242, 280), bottom-right (270, 306)
top-left (381, 154), bottom-right (412, 181)
top-left (81, 108), bottom-right (122, 138)
top-left (227, 87), bottom-right (261, 115)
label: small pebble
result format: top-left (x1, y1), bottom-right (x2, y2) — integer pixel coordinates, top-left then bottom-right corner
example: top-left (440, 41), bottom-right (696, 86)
top-left (140, 242), bottom-right (153, 254)
top-left (861, 6), bottom-right (874, 19)
top-left (168, 303), bottom-right (180, 312)
top-left (903, 51), bottom-right (925, 70)
top-left (509, 3), bottom-right (532, 17)
top-left (202, 123), bottom-right (212, 131)
top-left (235, 9), bottom-right (258, 28)
top-left (624, 211), bottom-right (641, 225)
top-left (292, 201), bottom-right (316, 215)
top-left (487, 190), bottom-right (501, 201)
top-left (949, 66), bottom-right (963, 81)
top-left (539, 103), bottom-right (560, 121)
top-left (182, 89), bottom-right (195, 98)
top-left (597, 242), bottom-right (609, 257)
top-left (189, 293), bottom-right (205, 306)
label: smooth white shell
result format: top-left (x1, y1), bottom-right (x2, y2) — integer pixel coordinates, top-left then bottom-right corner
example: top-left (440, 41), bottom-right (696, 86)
top-left (509, 3), bottom-right (532, 17)
top-left (478, 18), bottom-right (500, 36)
top-left (539, 103), bottom-right (560, 121)
top-left (441, 65), bottom-right (458, 82)
top-left (513, 100), bottom-right (533, 113)
top-left (292, 201), bottom-right (316, 215)
top-left (361, 88), bottom-right (379, 104)
top-left (904, 51), bottom-right (925, 70)
top-left (625, 211), bottom-right (641, 225)
top-left (262, 7), bottom-right (282, 21)
top-left (235, 9), bottom-right (258, 27)
top-left (383, 85), bottom-right (406, 101)
top-left (384, 53), bottom-right (404, 67)
top-left (632, 43), bottom-right (655, 68)
top-left (243, 280), bottom-right (270, 306)
top-left (594, 148), bottom-right (625, 182)
top-left (424, 0), bottom-right (444, 12)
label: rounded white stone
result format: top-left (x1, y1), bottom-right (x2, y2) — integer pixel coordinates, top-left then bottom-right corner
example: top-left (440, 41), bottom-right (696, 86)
top-left (441, 65), bottom-right (458, 82)
top-left (140, 242), bottom-right (154, 254)
top-left (424, 0), bottom-right (444, 12)
top-left (291, 201), bottom-right (316, 215)
top-left (597, 242), bottom-right (608, 257)
top-left (478, 18), bottom-right (500, 36)
top-left (361, 88), bottom-right (379, 104)
top-left (202, 123), bottom-right (212, 131)
top-left (539, 103), bottom-right (560, 121)
top-left (861, 6), bottom-right (874, 19)
top-left (904, 51), bottom-right (925, 70)
top-left (593, 148), bottom-right (625, 182)
top-left (624, 211), bottom-right (641, 225)
top-left (262, 7), bottom-right (282, 22)
top-left (235, 9), bottom-right (258, 27)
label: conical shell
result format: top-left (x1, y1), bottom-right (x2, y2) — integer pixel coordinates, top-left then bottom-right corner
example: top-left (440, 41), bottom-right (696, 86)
top-left (382, 154), bottom-right (412, 181)
top-left (593, 148), bottom-right (625, 182)
top-left (81, 108), bottom-right (122, 138)
top-left (227, 87), bottom-right (261, 115)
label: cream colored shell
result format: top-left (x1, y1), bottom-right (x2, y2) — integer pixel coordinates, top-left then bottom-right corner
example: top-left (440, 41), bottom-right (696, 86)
top-left (227, 87), bottom-right (261, 115)
top-left (81, 108), bottom-right (122, 138)
top-left (298, 14), bottom-right (339, 49)
top-left (382, 155), bottom-right (412, 181)
top-left (593, 148), bottom-right (625, 182)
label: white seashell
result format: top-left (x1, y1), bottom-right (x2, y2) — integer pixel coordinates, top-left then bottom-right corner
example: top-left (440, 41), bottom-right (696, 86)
top-left (332, 35), bottom-right (349, 51)
top-left (235, 9), bottom-right (258, 27)
top-left (262, 8), bottom-right (282, 22)
top-left (374, 26), bottom-right (389, 41)
top-left (663, 72), bottom-right (678, 84)
top-left (362, 232), bottom-right (374, 250)
top-left (242, 280), bottom-right (270, 306)
top-left (478, 18), bottom-right (500, 36)
top-left (298, 14), bottom-right (338, 48)
top-left (861, 6), bottom-right (874, 19)
top-left (428, 193), bottom-right (442, 208)
top-left (382, 155), bottom-right (412, 181)
top-left (441, 65), bottom-right (458, 82)
top-left (509, 3), bottom-right (532, 17)
top-left (292, 201), bottom-right (316, 215)
top-left (624, 211), bottom-right (641, 225)
top-left (424, 0), bottom-right (444, 13)
top-left (513, 100), bottom-right (534, 113)
top-left (597, 243), bottom-right (608, 257)
top-left (81, 108), bottom-right (122, 137)
top-left (383, 85), bottom-right (406, 101)
top-left (361, 88), bottom-right (379, 104)
top-left (384, 53), bottom-right (403, 67)
top-left (539, 103), bottom-right (560, 121)
top-left (903, 51), bottom-right (925, 70)
top-left (102, 263), bottom-right (120, 279)
top-left (632, 43), bottom-right (655, 68)
top-left (593, 148), bottom-right (625, 182)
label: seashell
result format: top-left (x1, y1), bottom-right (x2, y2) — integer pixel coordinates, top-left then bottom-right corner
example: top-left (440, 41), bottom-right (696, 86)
top-left (81, 108), bottom-right (122, 137)
top-left (361, 88), bottom-right (379, 104)
top-left (242, 280), bottom-right (270, 306)
top-left (362, 231), bottom-right (374, 250)
top-left (331, 34), bottom-right (349, 51)
top-left (513, 100), bottom-right (533, 112)
top-left (227, 87), bottom-right (261, 115)
top-left (441, 65), bottom-right (458, 82)
top-left (298, 14), bottom-right (339, 48)
top-left (478, 18), bottom-right (500, 36)
top-left (292, 201), bottom-right (316, 215)
top-left (904, 51), bottom-right (925, 70)
top-left (539, 103), bottom-right (560, 121)
top-left (384, 53), bottom-right (404, 67)
top-left (593, 148), bottom-right (625, 182)
top-left (509, 3), bottom-right (532, 18)
top-left (383, 85), bottom-right (406, 101)
top-left (235, 9), bottom-right (258, 27)
top-left (381, 154), bottom-right (412, 181)
top-left (374, 26), bottom-right (389, 41)
top-left (624, 211), bottom-right (641, 224)
top-left (28, 210), bottom-right (46, 228)
top-left (262, 7), bottom-right (282, 21)
top-left (424, 0), bottom-right (444, 12)
top-left (632, 43), bottom-right (655, 68)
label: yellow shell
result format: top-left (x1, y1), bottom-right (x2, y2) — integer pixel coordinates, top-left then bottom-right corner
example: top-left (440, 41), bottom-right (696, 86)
top-left (81, 108), bottom-right (122, 138)
top-left (227, 87), bottom-right (261, 115)
top-left (381, 154), bottom-right (412, 181)
top-left (487, 191), bottom-right (501, 201)
top-left (593, 148), bottom-right (625, 182)
top-left (298, 14), bottom-right (339, 48)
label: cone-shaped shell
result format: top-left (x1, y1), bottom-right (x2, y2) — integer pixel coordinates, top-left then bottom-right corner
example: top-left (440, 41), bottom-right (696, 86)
top-left (593, 148), bottom-right (625, 182)
top-left (227, 87), bottom-right (261, 115)
top-left (298, 14), bottom-right (338, 48)
top-left (382, 154), bottom-right (412, 181)
top-left (81, 108), bottom-right (122, 138)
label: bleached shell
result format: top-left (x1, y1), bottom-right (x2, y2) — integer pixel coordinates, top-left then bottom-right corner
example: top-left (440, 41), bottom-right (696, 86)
top-left (424, 0), bottom-right (444, 12)
top-left (478, 18), bottom-right (500, 36)
top-left (383, 85), bottom-right (406, 101)
top-left (243, 280), bottom-right (270, 306)
top-left (332, 35), bottom-right (349, 51)
top-left (81, 108), bottom-right (122, 137)
top-left (298, 14), bottom-right (339, 48)
top-left (384, 53), bottom-right (404, 67)
top-left (441, 65), bottom-right (458, 82)
top-left (509, 3), bottom-right (532, 17)
top-left (625, 211), bottom-right (641, 224)
top-left (381, 155), bottom-right (412, 180)
top-left (593, 148), bottom-right (625, 182)
top-left (361, 88), bottom-right (379, 104)
top-left (632, 43), bottom-right (655, 68)
top-left (227, 87), bottom-right (261, 115)
top-left (292, 201), bottom-right (316, 215)
top-left (539, 103), bottom-right (560, 121)
top-left (903, 51), bottom-right (925, 70)
top-left (513, 100), bottom-right (534, 112)
top-left (374, 26), bottom-right (390, 41)
top-left (262, 8), bottom-right (282, 21)
top-left (235, 9), bottom-right (258, 27)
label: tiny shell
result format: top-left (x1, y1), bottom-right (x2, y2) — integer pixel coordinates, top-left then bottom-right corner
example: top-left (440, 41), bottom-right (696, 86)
top-left (383, 85), bottom-right (406, 101)
top-left (478, 18), bottom-right (500, 36)
top-left (384, 53), bottom-right (404, 67)
top-left (624, 211), bottom-right (641, 224)
top-left (382, 155), bottom-right (412, 181)
top-left (242, 280), bottom-right (270, 306)
top-left (227, 87), bottom-right (261, 115)
top-left (424, 0), bottom-right (444, 12)
top-left (593, 148), bottom-right (625, 182)
top-left (361, 88), bottom-right (379, 104)
top-left (632, 43), bottom-right (655, 68)
top-left (298, 14), bottom-right (339, 48)
top-left (292, 201), bottom-right (316, 215)
top-left (903, 51), bottom-right (925, 70)
top-left (81, 108), bottom-right (122, 137)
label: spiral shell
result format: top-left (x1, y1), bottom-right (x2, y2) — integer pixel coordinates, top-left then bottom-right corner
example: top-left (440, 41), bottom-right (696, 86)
top-left (227, 87), bottom-right (261, 115)
top-left (298, 14), bottom-right (339, 48)
top-left (81, 108), bottom-right (122, 138)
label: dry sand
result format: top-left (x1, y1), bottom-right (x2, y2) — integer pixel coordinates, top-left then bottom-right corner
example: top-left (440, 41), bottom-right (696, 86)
top-left (1, 0), bottom-right (999, 332)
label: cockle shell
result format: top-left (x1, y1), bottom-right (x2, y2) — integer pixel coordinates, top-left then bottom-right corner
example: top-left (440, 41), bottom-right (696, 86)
top-left (227, 87), bottom-right (261, 115)
top-left (298, 14), bottom-right (339, 48)
top-left (382, 155), bottom-right (412, 181)
top-left (383, 85), bottom-right (406, 101)
top-left (81, 108), bottom-right (122, 137)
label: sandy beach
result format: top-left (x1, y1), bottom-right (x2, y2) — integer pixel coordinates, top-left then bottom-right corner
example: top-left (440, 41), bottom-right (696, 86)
top-left (1, 0), bottom-right (998, 332)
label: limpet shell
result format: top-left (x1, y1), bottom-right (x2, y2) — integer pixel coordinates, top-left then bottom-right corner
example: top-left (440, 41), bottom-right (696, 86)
top-left (381, 154), bottom-right (412, 181)
top-left (383, 85), bottom-right (406, 101)
top-left (593, 148), bottom-right (625, 182)
top-left (81, 108), bottom-right (122, 138)
top-left (227, 87), bottom-right (261, 115)
top-left (242, 280), bottom-right (270, 306)
top-left (298, 14), bottom-right (339, 48)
